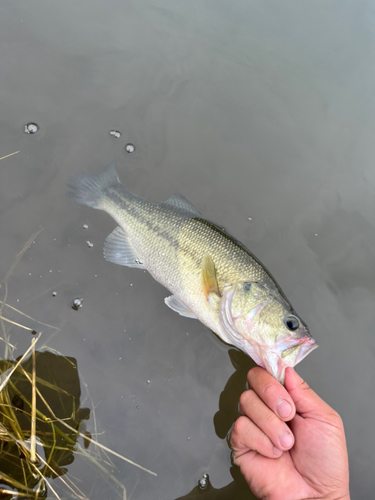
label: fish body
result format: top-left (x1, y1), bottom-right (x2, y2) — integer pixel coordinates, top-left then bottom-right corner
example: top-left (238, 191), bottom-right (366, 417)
top-left (67, 162), bottom-right (318, 382)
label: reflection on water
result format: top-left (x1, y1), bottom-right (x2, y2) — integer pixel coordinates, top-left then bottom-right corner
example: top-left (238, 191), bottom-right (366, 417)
top-left (0, 351), bottom-right (90, 497)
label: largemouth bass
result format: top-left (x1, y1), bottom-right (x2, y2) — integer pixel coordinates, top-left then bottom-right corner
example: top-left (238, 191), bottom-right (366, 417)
top-left (67, 162), bottom-right (317, 383)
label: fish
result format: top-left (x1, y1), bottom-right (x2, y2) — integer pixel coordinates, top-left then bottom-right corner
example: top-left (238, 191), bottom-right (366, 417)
top-left (67, 162), bottom-right (318, 383)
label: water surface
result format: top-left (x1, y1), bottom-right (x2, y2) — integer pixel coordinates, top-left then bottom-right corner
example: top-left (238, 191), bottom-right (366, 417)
top-left (0, 1), bottom-right (374, 498)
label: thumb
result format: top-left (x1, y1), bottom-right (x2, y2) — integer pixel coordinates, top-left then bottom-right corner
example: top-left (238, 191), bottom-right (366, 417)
top-left (284, 368), bottom-right (333, 418)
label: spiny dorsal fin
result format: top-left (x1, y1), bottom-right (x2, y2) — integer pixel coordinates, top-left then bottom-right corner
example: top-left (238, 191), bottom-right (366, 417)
top-left (201, 255), bottom-right (220, 299)
top-left (162, 194), bottom-right (201, 216)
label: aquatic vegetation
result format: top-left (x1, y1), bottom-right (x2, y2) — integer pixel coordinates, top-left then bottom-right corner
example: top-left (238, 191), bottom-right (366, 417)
top-left (0, 232), bottom-right (156, 499)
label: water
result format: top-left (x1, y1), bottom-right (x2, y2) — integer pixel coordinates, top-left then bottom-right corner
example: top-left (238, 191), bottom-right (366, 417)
top-left (1, 1), bottom-right (374, 498)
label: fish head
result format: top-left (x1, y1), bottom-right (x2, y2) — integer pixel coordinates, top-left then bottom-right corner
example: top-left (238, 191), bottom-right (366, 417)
top-left (219, 282), bottom-right (318, 383)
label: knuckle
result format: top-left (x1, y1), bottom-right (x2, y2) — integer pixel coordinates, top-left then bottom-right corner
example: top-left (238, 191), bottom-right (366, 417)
top-left (259, 432), bottom-right (272, 451)
top-left (299, 379), bottom-right (311, 392)
top-left (247, 366), bottom-right (264, 388)
top-left (231, 417), bottom-right (242, 438)
top-left (328, 409), bottom-right (345, 429)
top-left (230, 417), bottom-right (249, 447)
top-left (262, 382), bottom-right (277, 399)
top-left (239, 389), bottom-right (257, 414)
top-left (263, 409), bottom-right (277, 428)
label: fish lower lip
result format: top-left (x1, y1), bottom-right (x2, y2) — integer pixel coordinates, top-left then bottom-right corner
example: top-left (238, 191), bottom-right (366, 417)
top-left (297, 339), bottom-right (319, 363)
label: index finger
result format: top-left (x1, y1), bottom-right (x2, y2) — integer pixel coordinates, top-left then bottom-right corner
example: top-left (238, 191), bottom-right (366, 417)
top-left (247, 367), bottom-right (296, 421)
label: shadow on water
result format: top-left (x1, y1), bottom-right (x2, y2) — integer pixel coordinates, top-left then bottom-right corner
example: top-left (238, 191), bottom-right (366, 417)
top-left (213, 349), bottom-right (256, 440)
top-left (175, 349), bottom-right (257, 500)
top-left (175, 467), bottom-right (251, 500)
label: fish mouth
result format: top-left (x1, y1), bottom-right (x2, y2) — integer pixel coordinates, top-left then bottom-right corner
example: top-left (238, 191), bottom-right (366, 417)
top-left (281, 336), bottom-right (319, 366)
top-left (295, 337), bottom-right (319, 364)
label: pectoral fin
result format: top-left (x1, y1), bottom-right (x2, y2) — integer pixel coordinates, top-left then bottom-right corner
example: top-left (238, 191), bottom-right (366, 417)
top-left (201, 255), bottom-right (220, 300)
top-left (165, 295), bottom-right (197, 319)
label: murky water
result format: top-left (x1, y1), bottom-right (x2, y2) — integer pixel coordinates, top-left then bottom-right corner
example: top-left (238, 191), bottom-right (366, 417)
top-left (1, 1), bottom-right (374, 498)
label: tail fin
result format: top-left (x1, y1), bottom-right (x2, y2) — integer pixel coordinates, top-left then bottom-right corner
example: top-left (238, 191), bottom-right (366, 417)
top-left (66, 161), bottom-right (120, 209)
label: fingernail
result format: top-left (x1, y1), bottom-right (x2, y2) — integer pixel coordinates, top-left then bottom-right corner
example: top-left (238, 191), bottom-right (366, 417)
top-left (273, 446), bottom-right (283, 457)
top-left (276, 400), bottom-right (292, 418)
top-left (280, 431), bottom-right (294, 449)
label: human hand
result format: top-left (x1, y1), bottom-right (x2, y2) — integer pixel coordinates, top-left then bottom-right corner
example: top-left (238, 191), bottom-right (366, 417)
top-left (230, 367), bottom-right (350, 500)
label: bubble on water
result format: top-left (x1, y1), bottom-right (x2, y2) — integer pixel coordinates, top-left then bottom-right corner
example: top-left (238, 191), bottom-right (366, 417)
top-left (187, 436), bottom-right (191, 441)
top-left (198, 474), bottom-right (209, 490)
top-left (109, 130), bottom-right (121, 138)
top-left (52, 291), bottom-right (57, 297)
top-left (83, 224), bottom-right (88, 229)
top-left (24, 123), bottom-right (39, 134)
top-left (87, 241), bottom-right (93, 248)
top-left (125, 143), bottom-right (135, 153)
top-left (147, 380), bottom-right (151, 385)
top-left (72, 298), bottom-right (83, 311)
top-left (248, 217), bottom-right (253, 221)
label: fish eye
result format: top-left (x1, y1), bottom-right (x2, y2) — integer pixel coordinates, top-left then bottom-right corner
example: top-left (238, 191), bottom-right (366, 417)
top-left (242, 283), bottom-right (252, 292)
top-left (285, 315), bottom-right (300, 331)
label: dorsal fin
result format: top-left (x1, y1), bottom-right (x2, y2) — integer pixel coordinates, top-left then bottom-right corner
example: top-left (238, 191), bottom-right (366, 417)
top-left (161, 194), bottom-right (201, 216)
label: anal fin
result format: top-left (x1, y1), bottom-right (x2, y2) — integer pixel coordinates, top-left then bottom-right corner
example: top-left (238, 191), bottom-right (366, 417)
top-left (165, 295), bottom-right (197, 319)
